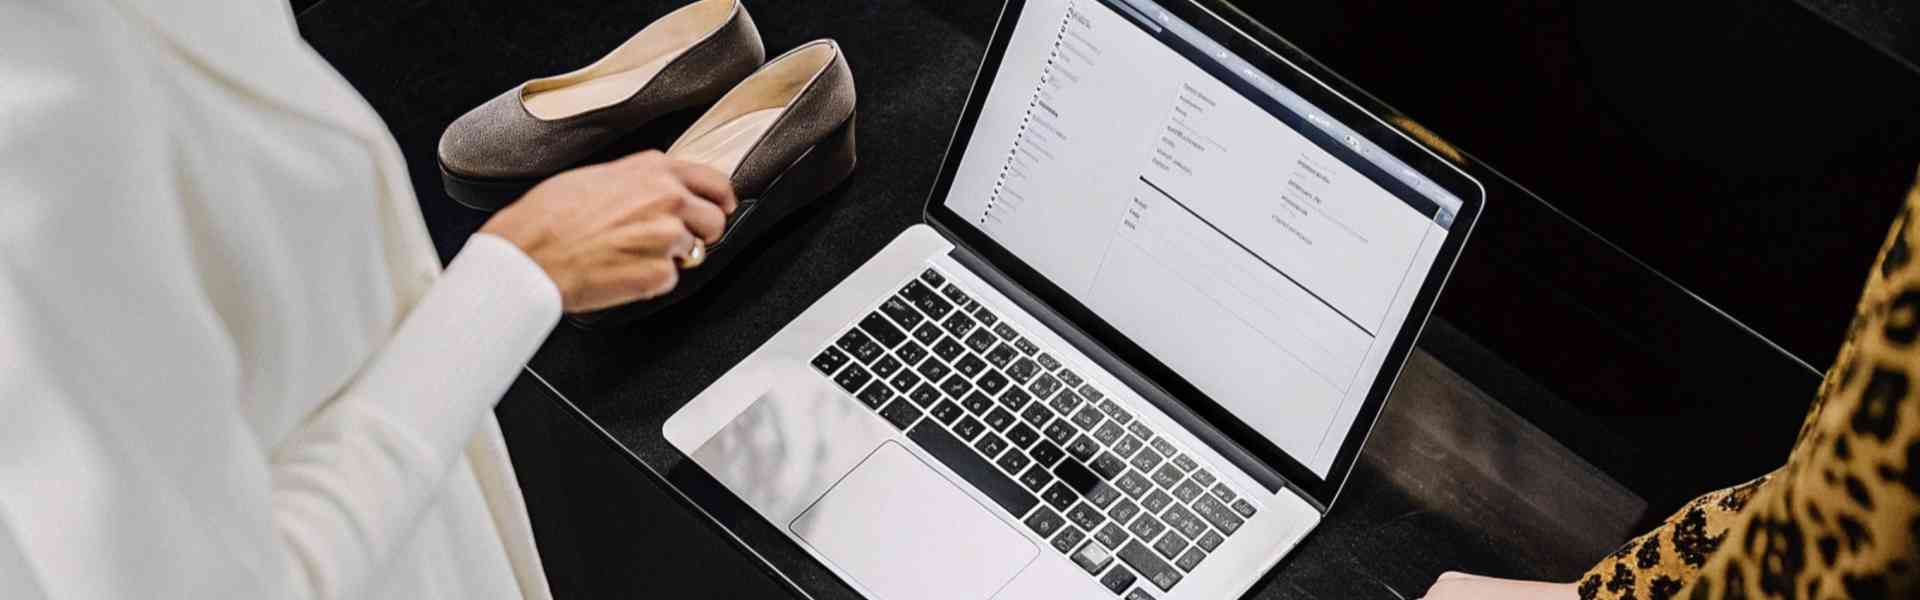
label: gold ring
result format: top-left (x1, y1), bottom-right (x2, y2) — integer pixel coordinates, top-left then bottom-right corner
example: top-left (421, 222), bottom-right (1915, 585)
top-left (678, 238), bottom-right (708, 269)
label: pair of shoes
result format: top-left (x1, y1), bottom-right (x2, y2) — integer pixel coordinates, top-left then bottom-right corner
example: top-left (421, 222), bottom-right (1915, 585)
top-left (437, 0), bottom-right (858, 326)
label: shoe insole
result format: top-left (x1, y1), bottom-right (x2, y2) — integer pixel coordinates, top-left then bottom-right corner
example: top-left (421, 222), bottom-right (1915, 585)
top-left (522, 51), bottom-right (679, 120)
top-left (669, 107), bottom-right (786, 177)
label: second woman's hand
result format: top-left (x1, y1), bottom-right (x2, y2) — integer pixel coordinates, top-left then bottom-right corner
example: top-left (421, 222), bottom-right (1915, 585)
top-left (479, 150), bottom-right (738, 313)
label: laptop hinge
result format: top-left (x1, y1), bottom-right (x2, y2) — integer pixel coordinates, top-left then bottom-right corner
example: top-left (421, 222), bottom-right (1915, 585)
top-left (927, 220), bottom-right (1326, 514)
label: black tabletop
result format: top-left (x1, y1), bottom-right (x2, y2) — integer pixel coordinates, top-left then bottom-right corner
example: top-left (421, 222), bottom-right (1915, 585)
top-left (293, 0), bottom-right (1755, 597)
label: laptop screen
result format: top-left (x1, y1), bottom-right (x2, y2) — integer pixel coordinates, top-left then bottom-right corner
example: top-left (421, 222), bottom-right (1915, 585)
top-left (935, 0), bottom-right (1474, 484)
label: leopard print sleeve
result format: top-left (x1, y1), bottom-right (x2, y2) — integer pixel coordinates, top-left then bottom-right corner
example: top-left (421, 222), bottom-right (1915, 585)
top-left (1579, 167), bottom-right (1920, 599)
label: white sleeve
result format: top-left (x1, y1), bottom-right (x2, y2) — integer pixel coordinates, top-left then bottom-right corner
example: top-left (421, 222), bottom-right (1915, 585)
top-left (0, 4), bottom-right (560, 599)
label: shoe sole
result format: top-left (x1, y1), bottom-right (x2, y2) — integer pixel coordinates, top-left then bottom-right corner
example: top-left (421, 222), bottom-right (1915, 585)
top-left (569, 112), bottom-right (859, 329)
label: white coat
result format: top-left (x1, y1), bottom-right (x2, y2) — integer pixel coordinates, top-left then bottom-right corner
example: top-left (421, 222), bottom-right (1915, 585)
top-left (1, 0), bottom-right (561, 598)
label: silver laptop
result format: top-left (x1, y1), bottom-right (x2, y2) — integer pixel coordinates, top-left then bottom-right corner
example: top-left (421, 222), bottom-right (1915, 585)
top-left (663, 0), bottom-right (1484, 597)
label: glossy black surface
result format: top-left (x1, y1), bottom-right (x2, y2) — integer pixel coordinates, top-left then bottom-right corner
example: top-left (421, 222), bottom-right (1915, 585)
top-left (292, 0), bottom-right (1892, 596)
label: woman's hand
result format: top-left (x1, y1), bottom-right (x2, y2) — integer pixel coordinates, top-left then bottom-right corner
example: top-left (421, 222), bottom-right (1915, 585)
top-left (479, 150), bottom-right (738, 313)
top-left (1419, 572), bottom-right (1578, 600)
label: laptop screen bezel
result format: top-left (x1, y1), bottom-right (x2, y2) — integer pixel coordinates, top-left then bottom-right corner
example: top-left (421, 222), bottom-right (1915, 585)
top-left (922, 0), bottom-right (1486, 508)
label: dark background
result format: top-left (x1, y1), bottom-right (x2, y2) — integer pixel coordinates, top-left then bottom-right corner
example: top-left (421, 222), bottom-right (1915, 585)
top-left (284, 0), bottom-right (1919, 596)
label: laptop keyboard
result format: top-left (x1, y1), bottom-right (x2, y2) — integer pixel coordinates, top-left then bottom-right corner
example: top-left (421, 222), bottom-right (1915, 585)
top-left (810, 267), bottom-right (1261, 597)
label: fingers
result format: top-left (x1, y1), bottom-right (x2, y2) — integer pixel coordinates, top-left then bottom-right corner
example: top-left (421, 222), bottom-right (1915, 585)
top-left (674, 185), bottom-right (728, 244)
top-left (668, 159), bottom-right (738, 215)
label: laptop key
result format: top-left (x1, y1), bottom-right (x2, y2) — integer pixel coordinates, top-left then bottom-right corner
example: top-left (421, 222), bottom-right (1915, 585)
top-left (1141, 490), bottom-right (1174, 514)
top-left (1087, 483), bottom-right (1122, 508)
top-left (1119, 540), bottom-right (1183, 592)
top-left (811, 346), bottom-right (850, 375)
top-left (912, 322), bottom-right (944, 345)
top-left (961, 391), bottom-right (995, 415)
top-left (1028, 440), bottom-right (1065, 467)
top-left (1099, 565), bottom-right (1139, 594)
top-left (1024, 506), bottom-right (1065, 537)
top-left (1040, 481), bottom-right (1079, 511)
top-left (965, 328), bottom-right (997, 354)
top-left (1019, 403), bottom-right (1052, 428)
top-left (1006, 357), bottom-right (1039, 383)
top-left (1153, 532), bottom-right (1188, 561)
top-left (1030, 373), bottom-right (1062, 398)
top-left (1093, 421), bottom-right (1126, 446)
top-left (1175, 548), bottom-right (1205, 573)
top-left (1020, 463), bottom-right (1056, 493)
top-left (1189, 469), bottom-right (1215, 487)
top-left (1065, 502), bottom-right (1104, 531)
top-left (992, 322), bottom-right (1019, 340)
top-left (908, 421), bottom-right (1038, 516)
top-left (1172, 454), bottom-right (1199, 473)
top-left (1097, 398), bottom-right (1128, 421)
top-left (1035, 352), bottom-right (1060, 370)
top-left (1071, 538), bottom-right (1115, 575)
top-left (1109, 498), bottom-right (1142, 525)
top-left (889, 369), bottom-right (922, 394)
top-left (1171, 480), bottom-right (1204, 503)
top-left (1127, 514), bottom-right (1167, 544)
top-left (1095, 522), bottom-right (1130, 550)
top-left (975, 310), bottom-right (1000, 328)
top-left (975, 432), bottom-right (1010, 459)
top-left (985, 344), bottom-right (1018, 369)
top-left (1125, 422), bottom-right (1154, 442)
top-left (930, 400), bottom-right (965, 425)
top-left (1196, 531), bottom-right (1224, 552)
top-left (1015, 337), bottom-right (1041, 356)
top-left (832, 364), bottom-right (873, 395)
top-left (1129, 448), bottom-right (1164, 475)
top-left (1071, 405), bottom-right (1105, 430)
top-left (952, 416), bottom-right (986, 441)
top-left (856, 381), bottom-right (893, 409)
top-left (869, 355), bottom-right (902, 379)
top-left (1053, 457), bottom-right (1103, 493)
top-left (1115, 471), bottom-right (1153, 499)
top-left (1050, 389), bottom-right (1085, 415)
top-left (1005, 423), bottom-right (1041, 448)
top-left (909, 383), bottom-right (942, 407)
top-left (879, 399), bottom-right (922, 430)
top-left (940, 282), bottom-right (971, 304)
top-left (1000, 385), bottom-right (1034, 410)
top-left (1051, 525), bottom-right (1087, 555)
top-left (1080, 386), bottom-right (1105, 403)
top-left (1149, 437), bottom-right (1177, 458)
top-left (1161, 505), bottom-right (1208, 540)
top-left (836, 329), bottom-right (884, 363)
top-left (977, 370), bottom-right (1010, 395)
top-left (901, 280), bottom-right (952, 319)
top-left (919, 268), bottom-right (946, 287)
top-left (1042, 421), bottom-right (1077, 446)
top-left (1066, 436), bottom-right (1100, 462)
top-left (939, 374), bottom-right (972, 399)
top-left (1151, 464), bottom-right (1184, 489)
top-left (896, 340), bottom-right (930, 365)
top-left (1231, 499), bottom-right (1258, 518)
top-left (1058, 369), bottom-right (1084, 390)
top-left (918, 358), bottom-right (952, 382)
top-left (1191, 495), bottom-right (1244, 535)
top-left (996, 449), bottom-right (1033, 474)
top-left (1210, 483), bottom-right (1237, 504)
top-left (954, 354), bottom-right (988, 378)
top-left (859, 313), bottom-right (907, 348)
top-left (1125, 589), bottom-right (1156, 600)
top-left (932, 337), bottom-right (967, 362)
top-left (878, 297), bottom-right (924, 330)
top-left (942, 311), bottom-right (978, 339)
top-left (1092, 452), bottom-right (1129, 481)
top-left (1113, 435), bottom-right (1144, 458)
top-left (983, 407), bottom-right (1017, 431)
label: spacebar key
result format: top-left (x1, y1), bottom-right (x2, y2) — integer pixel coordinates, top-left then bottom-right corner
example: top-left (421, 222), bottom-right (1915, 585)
top-left (909, 422), bottom-right (1039, 517)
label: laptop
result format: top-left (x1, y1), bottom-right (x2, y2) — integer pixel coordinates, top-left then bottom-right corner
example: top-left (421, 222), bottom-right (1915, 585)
top-left (663, 0), bottom-right (1484, 597)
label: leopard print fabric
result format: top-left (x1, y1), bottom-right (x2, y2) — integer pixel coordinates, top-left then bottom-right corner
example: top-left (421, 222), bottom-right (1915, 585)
top-left (1578, 169), bottom-right (1920, 599)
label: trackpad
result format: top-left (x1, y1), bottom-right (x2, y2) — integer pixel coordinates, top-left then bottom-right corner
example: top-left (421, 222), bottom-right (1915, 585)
top-left (792, 442), bottom-right (1038, 600)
